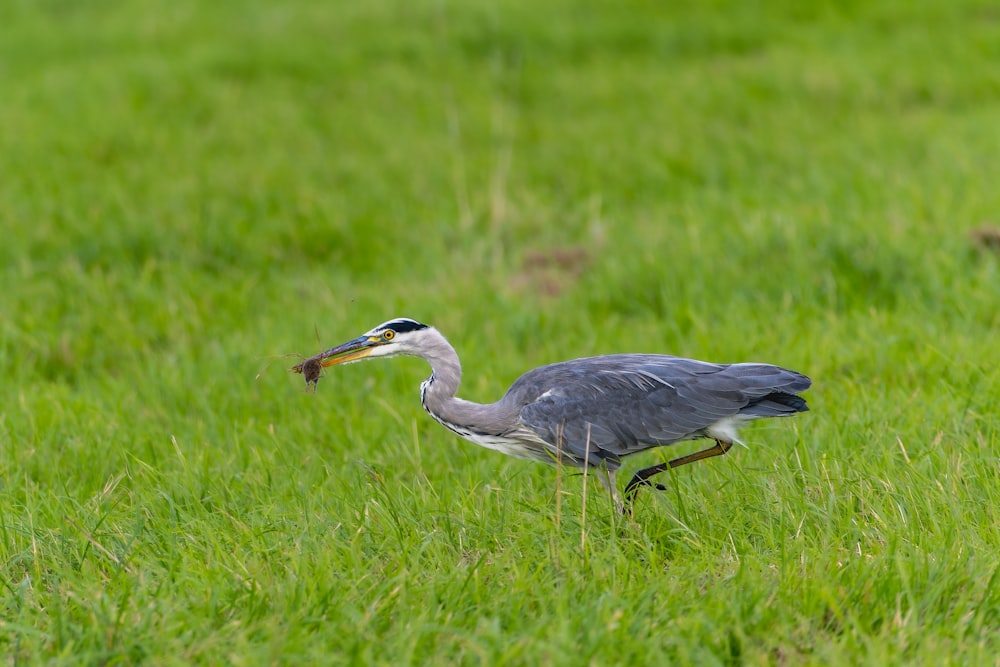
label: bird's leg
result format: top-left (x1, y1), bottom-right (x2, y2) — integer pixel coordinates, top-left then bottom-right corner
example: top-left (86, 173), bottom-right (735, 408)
top-left (622, 439), bottom-right (734, 512)
top-left (595, 467), bottom-right (623, 514)
top-left (666, 438), bottom-right (734, 469)
top-left (622, 464), bottom-right (670, 513)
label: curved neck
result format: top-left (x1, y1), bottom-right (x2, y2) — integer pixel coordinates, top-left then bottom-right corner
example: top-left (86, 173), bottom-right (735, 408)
top-left (421, 335), bottom-right (463, 402)
top-left (417, 330), bottom-right (511, 436)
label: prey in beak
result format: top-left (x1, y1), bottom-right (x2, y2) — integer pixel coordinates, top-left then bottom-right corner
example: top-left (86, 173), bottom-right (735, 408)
top-left (291, 334), bottom-right (383, 391)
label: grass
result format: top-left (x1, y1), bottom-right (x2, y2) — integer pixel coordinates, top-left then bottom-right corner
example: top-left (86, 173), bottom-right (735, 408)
top-left (2, 0), bottom-right (999, 663)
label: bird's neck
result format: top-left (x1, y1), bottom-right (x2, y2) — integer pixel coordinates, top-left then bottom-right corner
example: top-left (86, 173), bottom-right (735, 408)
top-left (421, 341), bottom-right (462, 401)
top-left (418, 336), bottom-right (499, 435)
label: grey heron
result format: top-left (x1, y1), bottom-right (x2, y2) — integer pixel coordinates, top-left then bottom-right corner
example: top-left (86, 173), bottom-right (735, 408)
top-left (292, 318), bottom-right (810, 512)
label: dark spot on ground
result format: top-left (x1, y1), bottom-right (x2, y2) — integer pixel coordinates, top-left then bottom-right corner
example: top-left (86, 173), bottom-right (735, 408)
top-left (512, 246), bottom-right (592, 296)
top-left (970, 225), bottom-right (1000, 253)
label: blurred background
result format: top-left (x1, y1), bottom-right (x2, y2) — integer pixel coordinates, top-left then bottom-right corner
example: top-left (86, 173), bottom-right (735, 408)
top-left (1, 0), bottom-right (998, 662)
top-left (3, 0), bottom-right (998, 455)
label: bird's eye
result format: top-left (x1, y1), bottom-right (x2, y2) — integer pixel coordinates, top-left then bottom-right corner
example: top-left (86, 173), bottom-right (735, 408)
top-left (382, 330), bottom-right (395, 341)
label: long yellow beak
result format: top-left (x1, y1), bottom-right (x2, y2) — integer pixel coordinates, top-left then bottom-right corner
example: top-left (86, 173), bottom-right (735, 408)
top-left (291, 335), bottom-right (378, 374)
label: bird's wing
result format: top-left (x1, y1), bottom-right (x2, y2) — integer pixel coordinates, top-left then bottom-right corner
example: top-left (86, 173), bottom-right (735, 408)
top-left (512, 355), bottom-right (808, 467)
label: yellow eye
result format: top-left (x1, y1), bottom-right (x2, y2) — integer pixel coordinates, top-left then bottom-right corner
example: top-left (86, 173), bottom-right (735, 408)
top-left (382, 329), bottom-right (395, 341)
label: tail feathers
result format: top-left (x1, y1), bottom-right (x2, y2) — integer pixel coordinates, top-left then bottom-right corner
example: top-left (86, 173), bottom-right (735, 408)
top-left (741, 392), bottom-right (809, 418)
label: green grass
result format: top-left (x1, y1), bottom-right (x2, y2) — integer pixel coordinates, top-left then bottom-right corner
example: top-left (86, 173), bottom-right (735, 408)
top-left (2, 0), bottom-right (1000, 663)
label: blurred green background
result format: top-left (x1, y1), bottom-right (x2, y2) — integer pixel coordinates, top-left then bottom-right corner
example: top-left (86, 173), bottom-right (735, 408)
top-left (1, 0), bottom-right (999, 664)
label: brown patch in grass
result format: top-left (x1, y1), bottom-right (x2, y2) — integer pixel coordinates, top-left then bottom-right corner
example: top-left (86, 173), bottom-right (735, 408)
top-left (512, 246), bottom-right (591, 296)
top-left (970, 225), bottom-right (1000, 253)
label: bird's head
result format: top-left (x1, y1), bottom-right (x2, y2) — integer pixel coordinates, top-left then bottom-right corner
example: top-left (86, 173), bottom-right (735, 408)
top-left (292, 318), bottom-right (432, 374)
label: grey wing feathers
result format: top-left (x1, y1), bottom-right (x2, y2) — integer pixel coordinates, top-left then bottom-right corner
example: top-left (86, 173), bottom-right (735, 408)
top-left (512, 355), bottom-right (810, 469)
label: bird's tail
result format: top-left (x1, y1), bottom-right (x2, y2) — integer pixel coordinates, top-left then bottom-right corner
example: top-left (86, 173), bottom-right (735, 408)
top-left (740, 391), bottom-right (809, 418)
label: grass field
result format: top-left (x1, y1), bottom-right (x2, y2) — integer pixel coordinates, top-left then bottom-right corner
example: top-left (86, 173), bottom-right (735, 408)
top-left (2, 0), bottom-right (1000, 664)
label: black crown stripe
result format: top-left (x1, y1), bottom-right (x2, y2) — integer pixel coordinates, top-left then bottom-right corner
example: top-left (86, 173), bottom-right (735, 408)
top-left (382, 319), bottom-right (428, 334)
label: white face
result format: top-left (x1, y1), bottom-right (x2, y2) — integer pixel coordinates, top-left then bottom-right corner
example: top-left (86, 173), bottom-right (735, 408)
top-left (362, 318), bottom-right (432, 359)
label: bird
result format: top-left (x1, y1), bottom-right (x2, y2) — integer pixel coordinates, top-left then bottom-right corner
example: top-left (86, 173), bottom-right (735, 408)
top-left (291, 318), bottom-right (811, 513)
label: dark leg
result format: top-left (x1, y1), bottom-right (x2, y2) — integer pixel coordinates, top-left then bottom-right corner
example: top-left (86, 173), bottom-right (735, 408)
top-left (622, 439), bottom-right (734, 513)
